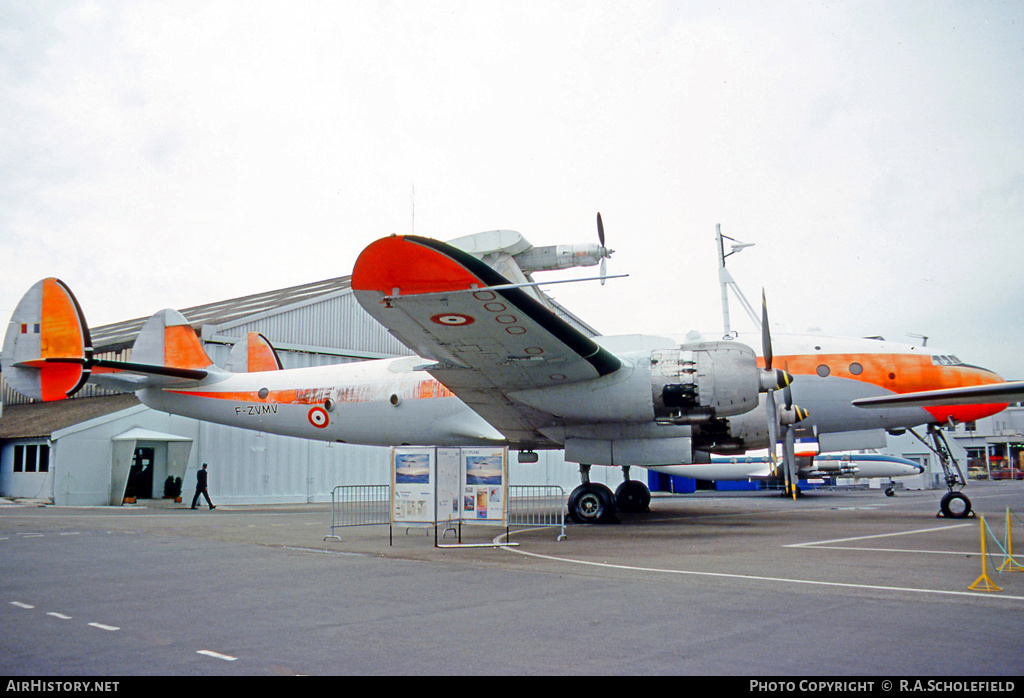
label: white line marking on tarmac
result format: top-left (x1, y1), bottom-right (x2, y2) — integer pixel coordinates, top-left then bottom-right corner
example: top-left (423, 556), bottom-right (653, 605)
top-left (496, 528), bottom-right (1024, 602)
top-left (88, 623), bottom-right (119, 631)
top-left (785, 523), bottom-right (976, 554)
top-left (197, 650), bottom-right (237, 661)
top-left (47, 612), bottom-right (73, 620)
top-left (10, 601), bottom-right (34, 609)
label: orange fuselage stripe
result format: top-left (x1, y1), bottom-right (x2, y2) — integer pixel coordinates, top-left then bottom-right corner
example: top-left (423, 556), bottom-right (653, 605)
top-left (169, 379), bottom-right (455, 405)
top-left (766, 352), bottom-right (1007, 422)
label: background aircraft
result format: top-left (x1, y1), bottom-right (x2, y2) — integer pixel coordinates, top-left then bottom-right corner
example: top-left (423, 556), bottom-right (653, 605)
top-left (2, 221), bottom-right (1008, 522)
top-left (648, 452), bottom-right (924, 487)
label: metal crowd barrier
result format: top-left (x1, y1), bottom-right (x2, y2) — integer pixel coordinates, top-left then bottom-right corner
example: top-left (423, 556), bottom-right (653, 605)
top-left (324, 485), bottom-right (391, 541)
top-left (507, 485), bottom-right (567, 541)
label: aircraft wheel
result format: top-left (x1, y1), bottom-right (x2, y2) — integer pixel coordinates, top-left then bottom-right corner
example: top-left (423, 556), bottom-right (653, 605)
top-left (615, 480), bottom-right (651, 513)
top-left (568, 483), bottom-right (617, 524)
top-left (939, 491), bottom-right (972, 519)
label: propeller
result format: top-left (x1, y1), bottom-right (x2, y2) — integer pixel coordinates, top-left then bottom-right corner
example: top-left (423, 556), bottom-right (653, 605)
top-left (760, 291), bottom-right (808, 500)
top-left (596, 212), bottom-right (614, 284)
top-left (779, 373), bottom-right (809, 499)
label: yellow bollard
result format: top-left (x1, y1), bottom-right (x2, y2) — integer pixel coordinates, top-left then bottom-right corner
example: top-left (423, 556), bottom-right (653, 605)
top-left (969, 516), bottom-right (1002, 592)
top-left (997, 506), bottom-right (1023, 573)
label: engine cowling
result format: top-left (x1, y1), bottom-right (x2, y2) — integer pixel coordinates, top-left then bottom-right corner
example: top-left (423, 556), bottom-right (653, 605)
top-left (651, 341), bottom-right (763, 423)
top-left (693, 397), bottom-right (773, 454)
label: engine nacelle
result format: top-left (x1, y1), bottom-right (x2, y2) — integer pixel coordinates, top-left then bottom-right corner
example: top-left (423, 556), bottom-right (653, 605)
top-left (651, 341), bottom-right (762, 423)
top-left (514, 244), bottom-right (604, 272)
top-left (694, 397), bottom-right (773, 454)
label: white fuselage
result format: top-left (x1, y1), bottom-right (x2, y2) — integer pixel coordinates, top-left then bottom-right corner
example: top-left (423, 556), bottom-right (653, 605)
top-left (135, 331), bottom-right (1004, 459)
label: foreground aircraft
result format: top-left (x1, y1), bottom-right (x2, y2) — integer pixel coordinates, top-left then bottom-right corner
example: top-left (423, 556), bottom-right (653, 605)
top-left (1, 222), bottom-right (1010, 521)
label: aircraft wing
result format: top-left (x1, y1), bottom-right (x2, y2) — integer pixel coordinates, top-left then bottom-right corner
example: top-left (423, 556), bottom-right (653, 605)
top-left (852, 380), bottom-right (1023, 409)
top-left (351, 235), bottom-right (621, 447)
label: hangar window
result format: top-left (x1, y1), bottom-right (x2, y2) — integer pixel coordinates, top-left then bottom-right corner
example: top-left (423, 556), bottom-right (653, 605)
top-left (849, 362), bottom-right (863, 375)
top-left (816, 364), bottom-right (830, 377)
top-left (12, 444), bottom-right (49, 473)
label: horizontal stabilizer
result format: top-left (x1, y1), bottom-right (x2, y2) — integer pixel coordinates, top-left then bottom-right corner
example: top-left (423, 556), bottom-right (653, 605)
top-left (1, 278), bottom-right (92, 401)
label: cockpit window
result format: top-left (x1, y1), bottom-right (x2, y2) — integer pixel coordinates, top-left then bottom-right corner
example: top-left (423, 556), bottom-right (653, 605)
top-left (931, 355), bottom-right (963, 366)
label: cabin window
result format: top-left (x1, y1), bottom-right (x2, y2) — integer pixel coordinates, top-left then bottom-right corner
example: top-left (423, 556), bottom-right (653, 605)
top-left (816, 364), bottom-right (830, 377)
top-left (848, 362), bottom-right (863, 375)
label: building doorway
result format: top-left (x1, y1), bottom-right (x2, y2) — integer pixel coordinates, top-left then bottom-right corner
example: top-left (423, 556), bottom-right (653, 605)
top-left (128, 447), bottom-right (155, 499)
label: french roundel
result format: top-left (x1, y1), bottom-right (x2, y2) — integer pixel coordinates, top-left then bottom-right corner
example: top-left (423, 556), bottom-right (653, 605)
top-left (430, 313), bottom-right (475, 326)
top-left (308, 406), bottom-right (329, 428)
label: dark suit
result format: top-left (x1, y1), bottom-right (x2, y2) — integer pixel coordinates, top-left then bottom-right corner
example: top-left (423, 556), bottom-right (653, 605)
top-left (191, 467), bottom-right (214, 509)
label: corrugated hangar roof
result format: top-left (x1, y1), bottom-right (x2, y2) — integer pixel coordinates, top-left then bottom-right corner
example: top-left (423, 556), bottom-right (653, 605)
top-left (90, 276), bottom-right (352, 352)
top-left (0, 394), bottom-right (142, 439)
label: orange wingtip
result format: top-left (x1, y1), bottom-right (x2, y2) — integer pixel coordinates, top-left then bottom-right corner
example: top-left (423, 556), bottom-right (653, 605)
top-left (351, 235), bottom-right (484, 296)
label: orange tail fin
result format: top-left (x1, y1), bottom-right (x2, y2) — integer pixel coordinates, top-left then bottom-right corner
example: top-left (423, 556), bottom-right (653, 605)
top-left (226, 332), bottom-right (283, 372)
top-left (1, 278), bottom-right (91, 401)
top-left (132, 309), bottom-right (214, 371)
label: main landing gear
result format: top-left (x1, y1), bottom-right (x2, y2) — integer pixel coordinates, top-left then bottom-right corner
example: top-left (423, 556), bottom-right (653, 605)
top-left (908, 423), bottom-right (973, 519)
top-left (567, 465), bottom-right (652, 524)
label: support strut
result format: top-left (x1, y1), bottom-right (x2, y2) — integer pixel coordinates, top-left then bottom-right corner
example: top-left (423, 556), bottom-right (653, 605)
top-left (906, 424), bottom-right (973, 518)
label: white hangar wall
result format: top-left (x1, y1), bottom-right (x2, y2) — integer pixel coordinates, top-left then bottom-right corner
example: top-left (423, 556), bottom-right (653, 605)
top-left (193, 420), bottom-right (622, 506)
top-left (47, 405), bottom-right (201, 506)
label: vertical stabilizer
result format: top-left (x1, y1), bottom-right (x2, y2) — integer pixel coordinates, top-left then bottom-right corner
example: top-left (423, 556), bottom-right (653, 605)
top-left (132, 309), bottom-right (214, 370)
top-left (225, 332), bottom-right (283, 372)
top-left (1, 278), bottom-right (92, 401)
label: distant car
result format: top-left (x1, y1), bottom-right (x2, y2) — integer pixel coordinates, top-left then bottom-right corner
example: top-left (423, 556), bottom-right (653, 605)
top-left (989, 468), bottom-right (1024, 480)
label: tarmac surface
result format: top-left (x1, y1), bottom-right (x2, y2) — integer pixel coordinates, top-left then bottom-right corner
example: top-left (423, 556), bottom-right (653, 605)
top-left (1, 480), bottom-right (1023, 676)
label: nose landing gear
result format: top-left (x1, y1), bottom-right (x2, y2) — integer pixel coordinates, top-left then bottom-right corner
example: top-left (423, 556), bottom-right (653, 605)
top-left (909, 424), bottom-right (974, 519)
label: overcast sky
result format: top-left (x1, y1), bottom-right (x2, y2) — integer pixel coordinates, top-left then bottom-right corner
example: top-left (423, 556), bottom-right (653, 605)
top-left (3, 1), bottom-right (1023, 379)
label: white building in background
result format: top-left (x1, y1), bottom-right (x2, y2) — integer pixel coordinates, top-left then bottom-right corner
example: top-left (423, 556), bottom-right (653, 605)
top-left (880, 405), bottom-right (1024, 489)
top-left (1, 275), bottom-right (617, 506)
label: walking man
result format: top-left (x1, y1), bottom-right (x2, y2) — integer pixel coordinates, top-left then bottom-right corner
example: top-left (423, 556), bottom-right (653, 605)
top-left (191, 463), bottom-right (216, 510)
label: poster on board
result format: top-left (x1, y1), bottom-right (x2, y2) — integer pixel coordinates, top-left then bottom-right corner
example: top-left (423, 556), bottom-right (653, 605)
top-left (461, 447), bottom-right (507, 523)
top-left (391, 447), bottom-right (434, 524)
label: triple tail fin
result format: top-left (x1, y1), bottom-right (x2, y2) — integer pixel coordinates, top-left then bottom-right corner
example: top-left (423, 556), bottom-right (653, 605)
top-left (2, 279), bottom-right (215, 402)
top-left (225, 332), bottom-right (283, 373)
top-left (1, 278), bottom-right (92, 401)
top-left (130, 309), bottom-right (215, 373)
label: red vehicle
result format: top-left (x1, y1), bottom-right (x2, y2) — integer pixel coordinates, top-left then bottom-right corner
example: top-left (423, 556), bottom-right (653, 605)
top-left (990, 468), bottom-right (1024, 480)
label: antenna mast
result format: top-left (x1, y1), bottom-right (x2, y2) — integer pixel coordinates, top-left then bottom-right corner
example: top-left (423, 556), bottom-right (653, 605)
top-left (716, 224), bottom-right (760, 338)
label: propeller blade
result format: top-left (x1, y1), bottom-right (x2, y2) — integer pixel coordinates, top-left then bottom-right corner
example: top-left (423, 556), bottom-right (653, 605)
top-left (761, 290), bottom-right (773, 371)
top-left (597, 212), bottom-right (605, 248)
top-left (600, 257), bottom-right (607, 286)
top-left (784, 426), bottom-right (798, 500)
